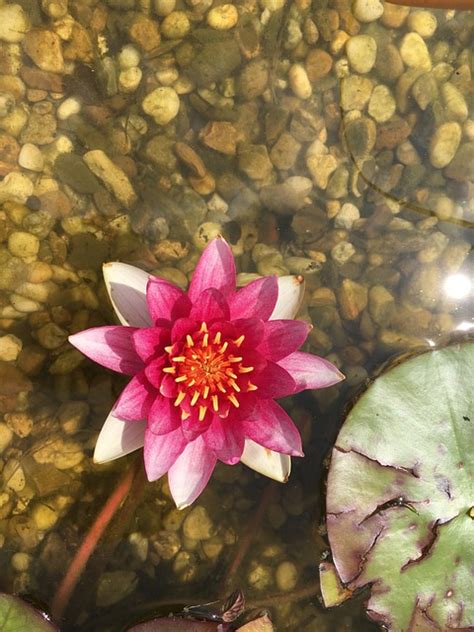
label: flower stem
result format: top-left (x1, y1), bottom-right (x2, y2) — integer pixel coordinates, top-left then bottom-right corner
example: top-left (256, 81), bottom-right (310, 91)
top-left (221, 481), bottom-right (277, 596)
top-left (51, 456), bottom-right (141, 622)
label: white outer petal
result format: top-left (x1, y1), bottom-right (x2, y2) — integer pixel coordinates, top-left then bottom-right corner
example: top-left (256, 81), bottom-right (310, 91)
top-left (240, 439), bottom-right (291, 482)
top-left (93, 412), bottom-right (146, 463)
top-left (271, 275), bottom-right (305, 320)
top-left (103, 262), bottom-right (152, 327)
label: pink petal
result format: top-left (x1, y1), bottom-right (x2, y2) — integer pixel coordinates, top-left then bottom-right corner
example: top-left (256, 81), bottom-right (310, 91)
top-left (171, 317), bottom-right (196, 343)
top-left (271, 276), bottom-right (305, 320)
top-left (159, 373), bottom-right (177, 398)
top-left (167, 436), bottom-right (217, 509)
top-left (240, 440), bottom-right (291, 482)
top-left (132, 327), bottom-right (169, 362)
top-left (190, 288), bottom-right (230, 322)
top-left (188, 238), bottom-right (236, 302)
top-left (181, 409), bottom-right (211, 441)
top-left (278, 351), bottom-right (345, 392)
top-left (148, 395), bottom-right (181, 434)
top-left (143, 426), bottom-right (187, 482)
top-left (94, 413), bottom-right (146, 463)
top-left (253, 360), bottom-right (296, 399)
top-left (242, 400), bottom-right (303, 457)
top-left (144, 356), bottom-right (166, 388)
top-left (257, 320), bottom-right (311, 361)
top-left (103, 262), bottom-right (152, 327)
top-left (230, 276), bottom-right (278, 320)
top-left (146, 277), bottom-right (191, 324)
top-left (203, 417), bottom-right (244, 465)
top-left (69, 326), bottom-right (143, 375)
top-left (113, 373), bottom-right (155, 420)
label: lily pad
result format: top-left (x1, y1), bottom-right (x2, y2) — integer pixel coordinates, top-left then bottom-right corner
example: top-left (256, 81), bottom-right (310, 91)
top-left (0, 594), bottom-right (57, 632)
top-left (326, 341), bottom-right (473, 630)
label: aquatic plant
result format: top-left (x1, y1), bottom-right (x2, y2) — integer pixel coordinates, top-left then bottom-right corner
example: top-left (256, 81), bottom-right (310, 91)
top-left (69, 237), bottom-right (343, 509)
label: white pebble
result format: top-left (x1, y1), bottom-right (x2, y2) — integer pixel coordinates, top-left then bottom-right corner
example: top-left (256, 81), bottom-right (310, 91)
top-left (207, 4), bottom-right (238, 30)
top-left (429, 121), bottom-right (461, 168)
top-left (118, 44), bottom-right (141, 70)
top-left (8, 231), bottom-right (40, 258)
top-left (345, 35), bottom-right (377, 74)
top-left (161, 11), bottom-right (191, 39)
top-left (156, 67), bottom-right (179, 86)
top-left (142, 87), bottom-right (180, 125)
top-left (335, 203), bottom-right (360, 230)
top-left (400, 32), bottom-right (432, 71)
top-left (0, 5), bottom-right (29, 43)
top-left (119, 67), bottom-right (142, 93)
top-left (154, 0), bottom-right (176, 16)
top-left (57, 97), bottom-right (81, 120)
top-left (288, 64), bottom-right (312, 100)
top-left (331, 240), bottom-right (356, 266)
top-left (18, 143), bottom-right (44, 172)
top-left (352, 0), bottom-right (384, 23)
top-left (368, 84), bottom-right (396, 123)
top-left (407, 10), bottom-right (437, 38)
top-left (276, 561), bottom-right (298, 591)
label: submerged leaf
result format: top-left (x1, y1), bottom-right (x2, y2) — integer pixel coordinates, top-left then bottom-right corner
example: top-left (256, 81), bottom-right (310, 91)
top-left (326, 341), bottom-right (473, 631)
top-left (0, 594), bottom-right (57, 632)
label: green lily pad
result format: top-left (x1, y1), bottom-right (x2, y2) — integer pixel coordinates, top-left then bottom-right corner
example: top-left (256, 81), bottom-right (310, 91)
top-left (0, 594), bottom-right (57, 631)
top-left (326, 341), bottom-right (473, 630)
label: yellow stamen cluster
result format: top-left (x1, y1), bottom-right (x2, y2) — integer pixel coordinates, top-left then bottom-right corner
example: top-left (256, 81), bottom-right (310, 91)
top-left (162, 322), bottom-right (257, 422)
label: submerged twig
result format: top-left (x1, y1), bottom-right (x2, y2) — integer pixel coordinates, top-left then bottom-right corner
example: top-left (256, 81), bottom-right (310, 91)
top-left (51, 456), bottom-right (142, 622)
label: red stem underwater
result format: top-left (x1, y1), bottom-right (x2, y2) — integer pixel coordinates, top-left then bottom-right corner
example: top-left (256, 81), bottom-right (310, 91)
top-left (51, 457), bottom-right (140, 622)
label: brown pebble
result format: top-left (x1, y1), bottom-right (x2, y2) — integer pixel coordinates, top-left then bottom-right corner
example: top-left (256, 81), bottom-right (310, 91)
top-left (305, 49), bottom-right (333, 82)
top-left (129, 17), bottom-right (161, 52)
top-left (200, 121), bottom-right (238, 156)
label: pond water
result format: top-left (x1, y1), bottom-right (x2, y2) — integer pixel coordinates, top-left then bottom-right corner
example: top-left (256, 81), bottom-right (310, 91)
top-left (0, 0), bottom-right (472, 630)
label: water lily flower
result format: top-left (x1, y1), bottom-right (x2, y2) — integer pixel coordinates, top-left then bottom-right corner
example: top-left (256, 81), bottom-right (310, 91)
top-left (69, 238), bottom-right (343, 508)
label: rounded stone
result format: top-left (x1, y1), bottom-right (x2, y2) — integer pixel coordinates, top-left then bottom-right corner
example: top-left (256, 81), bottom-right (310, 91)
top-left (407, 10), bottom-right (437, 38)
top-left (275, 561), bottom-right (298, 591)
top-left (340, 75), bottom-right (373, 111)
top-left (11, 552), bottom-right (31, 572)
top-left (154, 0), bottom-right (176, 16)
top-left (18, 143), bottom-right (44, 171)
top-left (142, 87), bottom-right (180, 125)
top-left (207, 4), bottom-right (238, 30)
top-left (0, 423), bottom-right (13, 454)
top-left (119, 67), bottom-right (142, 93)
top-left (305, 48), bottom-right (333, 82)
top-left (57, 97), bottom-right (81, 120)
top-left (400, 33), bottom-right (432, 71)
top-left (0, 334), bottom-right (22, 361)
top-left (352, 0), bottom-right (384, 23)
top-left (118, 44), bottom-right (141, 70)
top-left (8, 231), bottom-right (40, 258)
top-left (0, 5), bottom-right (29, 43)
top-left (429, 121), bottom-right (461, 169)
top-left (368, 84), bottom-right (396, 123)
top-left (335, 203), bottom-right (360, 230)
top-left (161, 11), bottom-right (191, 39)
top-left (32, 503), bottom-right (58, 530)
top-left (346, 35), bottom-right (377, 74)
top-left (183, 506), bottom-right (214, 540)
top-left (288, 63), bottom-right (312, 100)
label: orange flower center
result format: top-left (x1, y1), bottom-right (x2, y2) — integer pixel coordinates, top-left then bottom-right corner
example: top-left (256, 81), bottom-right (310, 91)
top-left (162, 322), bottom-right (256, 421)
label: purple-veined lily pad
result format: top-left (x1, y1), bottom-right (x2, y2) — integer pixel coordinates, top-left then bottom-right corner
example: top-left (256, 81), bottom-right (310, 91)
top-left (325, 341), bottom-right (473, 630)
top-left (0, 594), bottom-right (57, 631)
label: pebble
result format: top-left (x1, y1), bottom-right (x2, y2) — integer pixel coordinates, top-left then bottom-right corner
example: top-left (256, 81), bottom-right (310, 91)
top-left (96, 571), bottom-right (138, 607)
top-left (4, 412), bottom-right (32, 437)
top-left (161, 11), bottom-right (191, 39)
top-left (276, 561), bottom-right (298, 591)
top-left (182, 506), bottom-right (214, 540)
top-left (305, 49), bottom-right (333, 82)
top-left (58, 401), bottom-right (89, 434)
top-left (335, 203), bottom-right (360, 230)
top-left (368, 85), bottom-right (396, 123)
top-left (248, 562), bottom-right (273, 590)
top-left (57, 97), bottom-right (81, 121)
top-left (83, 150), bottom-right (137, 208)
top-left (0, 422), bottom-right (13, 454)
top-left (338, 279), bottom-right (368, 320)
top-left (352, 0), bottom-right (384, 22)
top-left (0, 334), bottom-right (22, 361)
top-left (207, 5), bottom-right (238, 30)
top-left (441, 82), bottom-right (468, 123)
top-left (288, 64), bottom-right (312, 100)
top-left (18, 143), bottom-right (44, 171)
top-left (346, 35), bottom-right (377, 74)
top-left (142, 87), bottom-right (180, 126)
top-left (23, 30), bottom-right (65, 73)
top-left (429, 121), bottom-right (461, 169)
top-left (118, 45), bottom-right (141, 70)
top-left (368, 285), bottom-right (395, 325)
top-left (0, 173), bottom-right (34, 204)
top-left (119, 67), bottom-right (142, 93)
top-left (0, 5), bottom-right (29, 43)
top-left (32, 503), bottom-right (58, 530)
top-left (260, 177), bottom-right (312, 214)
top-left (11, 552), bottom-right (31, 572)
top-left (8, 231), bottom-right (40, 259)
top-left (238, 144), bottom-right (273, 180)
top-left (154, 0), bottom-right (176, 16)
top-left (340, 75), bottom-right (373, 111)
top-left (331, 240), bottom-right (356, 266)
top-left (399, 33), bottom-right (432, 71)
top-left (407, 11), bottom-right (437, 38)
